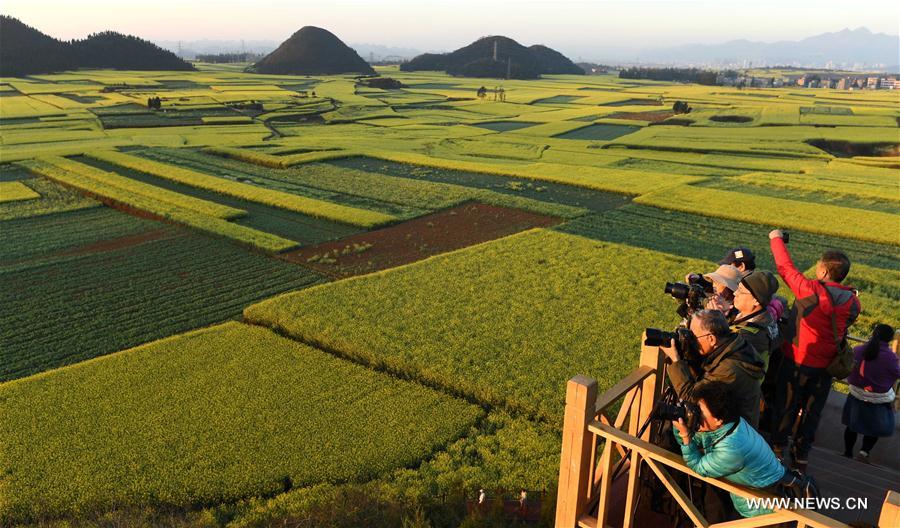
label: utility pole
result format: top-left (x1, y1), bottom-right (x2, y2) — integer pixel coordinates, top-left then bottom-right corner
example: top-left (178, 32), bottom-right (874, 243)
top-left (493, 40), bottom-right (498, 61)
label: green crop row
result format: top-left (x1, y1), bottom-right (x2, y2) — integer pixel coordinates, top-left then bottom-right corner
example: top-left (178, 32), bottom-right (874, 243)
top-left (358, 149), bottom-right (704, 196)
top-left (734, 170), bottom-right (900, 203)
top-left (1, 229), bottom-right (323, 381)
top-left (86, 150), bottom-right (397, 228)
top-left (634, 184), bottom-right (899, 246)
top-left (0, 322), bottom-right (481, 522)
top-left (162, 147), bottom-right (588, 219)
top-left (0, 175), bottom-right (98, 221)
top-left (0, 181), bottom-right (40, 202)
top-left (557, 205), bottom-right (900, 272)
top-left (245, 229), bottom-right (710, 421)
top-left (23, 158), bottom-right (298, 253)
top-left (39, 156), bottom-right (245, 219)
top-left (203, 146), bottom-right (355, 168)
top-left (1, 207), bottom-right (159, 266)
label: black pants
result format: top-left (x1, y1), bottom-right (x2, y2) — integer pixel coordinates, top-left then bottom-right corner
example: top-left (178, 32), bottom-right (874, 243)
top-left (770, 357), bottom-right (832, 458)
top-left (843, 427), bottom-right (879, 455)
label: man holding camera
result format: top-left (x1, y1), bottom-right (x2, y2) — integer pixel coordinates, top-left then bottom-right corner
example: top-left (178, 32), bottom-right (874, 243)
top-left (673, 382), bottom-right (786, 518)
top-left (768, 230), bottom-right (861, 467)
top-left (731, 270), bottom-right (780, 371)
top-left (661, 310), bottom-right (765, 427)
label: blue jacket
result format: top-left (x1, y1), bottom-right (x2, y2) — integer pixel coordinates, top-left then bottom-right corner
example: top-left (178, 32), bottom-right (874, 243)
top-left (675, 417), bottom-right (785, 517)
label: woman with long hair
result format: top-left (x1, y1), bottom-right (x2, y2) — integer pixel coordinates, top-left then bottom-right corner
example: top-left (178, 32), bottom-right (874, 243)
top-left (842, 323), bottom-right (900, 462)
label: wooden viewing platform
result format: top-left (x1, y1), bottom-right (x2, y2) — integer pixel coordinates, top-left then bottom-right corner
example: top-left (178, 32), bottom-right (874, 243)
top-left (555, 334), bottom-right (900, 528)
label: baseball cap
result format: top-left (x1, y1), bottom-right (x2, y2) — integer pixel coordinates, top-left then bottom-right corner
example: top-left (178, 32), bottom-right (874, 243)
top-left (719, 247), bottom-right (756, 269)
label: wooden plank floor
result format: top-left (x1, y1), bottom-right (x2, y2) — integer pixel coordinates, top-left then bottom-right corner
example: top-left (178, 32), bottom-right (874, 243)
top-left (806, 446), bottom-right (900, 525)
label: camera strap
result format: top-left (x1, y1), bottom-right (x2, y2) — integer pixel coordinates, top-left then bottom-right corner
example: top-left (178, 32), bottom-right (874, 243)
top-left (731, 309), bottom-right (766, 326)
top-left (706, 421), bottom-right (739, 450)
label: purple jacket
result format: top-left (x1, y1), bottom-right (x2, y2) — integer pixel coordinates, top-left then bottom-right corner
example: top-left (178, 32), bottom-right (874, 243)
top-left (847, 342), bottom-right (900, 394)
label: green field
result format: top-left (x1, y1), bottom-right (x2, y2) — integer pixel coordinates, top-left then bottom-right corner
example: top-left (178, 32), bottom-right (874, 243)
top-left (0, 322), bottom-right (481, 522)
top-left (2, 64), bottom-right (898, 525)
top-left (245, 229), bottom-right (710, 421)
top-left (0, 224), bottom-right (324, 381)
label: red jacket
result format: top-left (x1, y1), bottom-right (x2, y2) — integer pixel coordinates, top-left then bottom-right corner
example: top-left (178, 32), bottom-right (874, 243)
top-left (771, 238), bottom-right (861, 368)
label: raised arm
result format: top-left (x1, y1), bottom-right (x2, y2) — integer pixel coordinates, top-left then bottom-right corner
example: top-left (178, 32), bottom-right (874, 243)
top-left (769, 231), bottom-right (817, 299)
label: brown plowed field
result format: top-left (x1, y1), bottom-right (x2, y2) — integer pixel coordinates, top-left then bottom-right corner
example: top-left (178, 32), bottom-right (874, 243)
top-left (281, 201), bottom-right (561, 278)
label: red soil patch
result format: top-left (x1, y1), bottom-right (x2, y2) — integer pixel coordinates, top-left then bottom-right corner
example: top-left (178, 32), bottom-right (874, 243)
top-left (54, 229), bottom-right (178, 257)
top-left (608, 110), bottom-right (675, 123)
top-left (281, 201), bottom-right (561, 278)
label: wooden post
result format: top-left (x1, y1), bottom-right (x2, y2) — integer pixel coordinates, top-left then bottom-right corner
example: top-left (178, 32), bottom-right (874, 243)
top-left (879, 490), bottom-right (899, 528)
top-left (638, 332), bottom-right (663, 441)
top-left (556, 375), bottom-right (598, 528)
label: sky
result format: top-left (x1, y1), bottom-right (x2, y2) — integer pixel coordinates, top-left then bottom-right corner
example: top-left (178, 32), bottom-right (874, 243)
top-left (5, 0), bottom-right (899, 59)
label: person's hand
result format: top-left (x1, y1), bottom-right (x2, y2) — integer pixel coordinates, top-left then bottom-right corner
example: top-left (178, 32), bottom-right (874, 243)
top-left (674, 418), bottom-right (692, 444)
top-left (769, 229), bottom-right (784, 240)
top-left (660, 342), bottom-right (680, 363)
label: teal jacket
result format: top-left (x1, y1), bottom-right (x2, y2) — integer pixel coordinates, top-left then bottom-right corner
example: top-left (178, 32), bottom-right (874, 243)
top-left (674, 418), bottom-right (785, 517)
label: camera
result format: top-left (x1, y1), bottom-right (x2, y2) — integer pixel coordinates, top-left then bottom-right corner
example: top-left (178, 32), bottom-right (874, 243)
top-left (655, 398), bottom-right (702, 433)
top-left (664, 274), bottom-right (712, 319)
top-left (644, 327), bottom-right (700, 361)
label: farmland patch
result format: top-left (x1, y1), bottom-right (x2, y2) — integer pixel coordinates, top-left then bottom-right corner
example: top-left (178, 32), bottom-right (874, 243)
top-left (0, 322), bottom-right (480, 522)
top-left (471, 121), bottom-right (540, 132)
top-left (282, 201), bottom-right (561, 277)
top-left (553, 123), bottom-right (640, 140)
top-left (245, 229), bottom-right (709, 421)
top-left (77, 156), bottom-right (363, 245)
top-left (806, 139), bottom-right (899, 158)
top-left (327, 156), bottom-right (632, 212)
top-left (0, 232), bottom-right (324, 381)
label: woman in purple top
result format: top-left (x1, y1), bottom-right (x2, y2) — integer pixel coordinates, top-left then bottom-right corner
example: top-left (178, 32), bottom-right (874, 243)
top-left (842, 324), bottom-right (900, 462)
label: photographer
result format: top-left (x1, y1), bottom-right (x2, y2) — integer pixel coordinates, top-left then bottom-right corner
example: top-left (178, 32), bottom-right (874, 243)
top-left (661, 309), bottom-right (765, 427)
top-left (731, 270), bottom-right (780, 372)
top-left (673, 382), bottom-right (786, 519)
top-left (768, 230), bottom-right (861, 467)
top-left (719, 247), bottom-right (757, 275)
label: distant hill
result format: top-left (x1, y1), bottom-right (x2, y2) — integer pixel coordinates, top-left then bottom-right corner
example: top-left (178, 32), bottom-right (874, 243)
top-left (0, 15), bottom-right (76, 76)
top-left (401, 36), bottom-right (583, 79)
top-left (0, 16), bottom-right (194, 76)
top-left (621, 28), bottom-right (899, 70)
top-left (527, 44), bottom-right (585, 75)
top-left (250, 26), bottom-right (375, 75)
top-left (72, 32), bottom-right (195, 71)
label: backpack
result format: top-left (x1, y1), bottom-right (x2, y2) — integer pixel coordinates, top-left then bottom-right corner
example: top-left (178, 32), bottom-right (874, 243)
top-left (823, 287), bottom-right (855, 379)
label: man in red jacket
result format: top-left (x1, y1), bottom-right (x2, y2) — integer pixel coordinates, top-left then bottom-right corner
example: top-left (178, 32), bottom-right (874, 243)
top-left (768, 229), bottom-right (861, 467)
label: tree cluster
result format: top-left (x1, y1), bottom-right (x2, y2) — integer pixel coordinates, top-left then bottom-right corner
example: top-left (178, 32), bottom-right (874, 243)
top-left (619, 67), bottom-right (718, 86)
top-left (196, 52), bottom-right (264, 63)
top-left (672, 101), bottom-right (692, 114)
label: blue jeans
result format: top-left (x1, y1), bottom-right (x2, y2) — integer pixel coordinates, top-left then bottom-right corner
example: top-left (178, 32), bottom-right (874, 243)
top-left (770, 357), bottom-right (832, 457)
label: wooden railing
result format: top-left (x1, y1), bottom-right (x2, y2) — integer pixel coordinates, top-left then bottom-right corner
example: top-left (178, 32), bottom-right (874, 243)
top-left (555, 333), bottom-right (900, 528)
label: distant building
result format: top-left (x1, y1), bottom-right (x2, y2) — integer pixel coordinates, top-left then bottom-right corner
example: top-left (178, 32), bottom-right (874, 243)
top-left (866, 76), bottom-right (880, 89)
top-left (881, 77), bottom-right (898, 89)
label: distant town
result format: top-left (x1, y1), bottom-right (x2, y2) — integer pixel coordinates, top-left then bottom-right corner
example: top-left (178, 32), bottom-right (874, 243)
top-left (717, 71), bottom-right (899, 90)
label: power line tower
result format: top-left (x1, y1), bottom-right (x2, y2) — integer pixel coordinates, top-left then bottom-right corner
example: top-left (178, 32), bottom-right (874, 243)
top-left (493, 40), bottom-right (498, 61)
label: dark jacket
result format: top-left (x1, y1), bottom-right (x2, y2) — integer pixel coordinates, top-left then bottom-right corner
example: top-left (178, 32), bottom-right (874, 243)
top-left (771, 238), bottom-right (861, 369)
top-left (731, 309), bottom-right (775, 375)
top-left (668, 333), bottom-right (765, 427)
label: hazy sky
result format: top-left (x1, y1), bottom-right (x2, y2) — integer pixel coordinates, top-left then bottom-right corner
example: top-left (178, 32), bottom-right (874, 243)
top-left (5, 0), bottom-right (899, 57)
